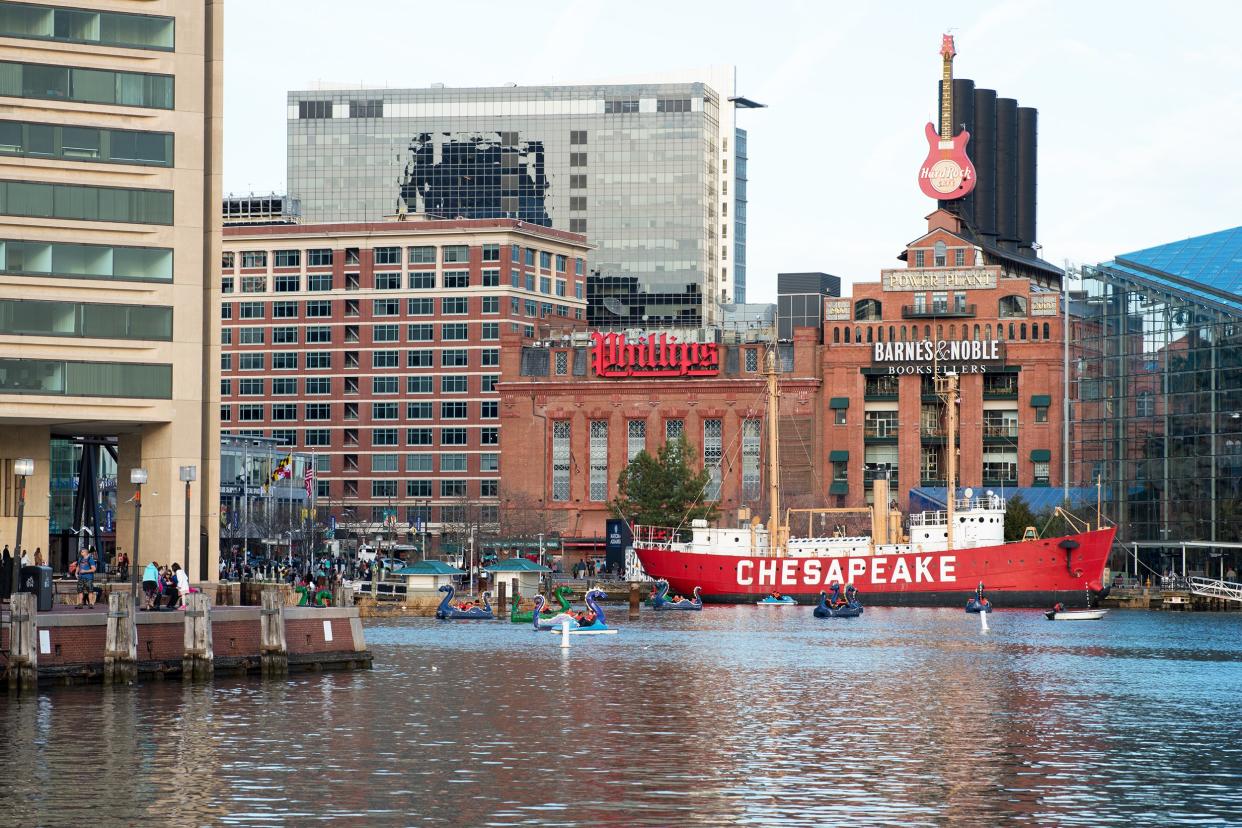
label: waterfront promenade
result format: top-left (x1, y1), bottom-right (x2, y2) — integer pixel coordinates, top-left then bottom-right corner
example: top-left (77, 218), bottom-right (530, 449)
top-left (3, 605), bottom-right (1241, 825)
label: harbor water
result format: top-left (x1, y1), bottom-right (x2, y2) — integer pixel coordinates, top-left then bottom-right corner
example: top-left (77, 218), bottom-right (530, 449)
top-left (3, 606), bottom-right (1242, 826)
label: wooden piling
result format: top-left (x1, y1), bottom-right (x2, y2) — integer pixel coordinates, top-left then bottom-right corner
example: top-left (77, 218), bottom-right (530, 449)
top-left (6, 592), bottom-right (37, 690)
top-left (104, 590), bottom-right (137, 685)
top-left (496, 580), bottom-right (507, 616)
top-left (260, 588), bottom-right (288, 678)
top-left (182, 592), bottom-right (214, 681)
top-left (629, 581), bottom-right (640, 619)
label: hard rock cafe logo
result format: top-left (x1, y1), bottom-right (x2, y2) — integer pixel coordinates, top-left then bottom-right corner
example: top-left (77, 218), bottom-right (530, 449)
top-left (590, 331), bottom-right (720, 378)
top-left (921, 158), bottom-right (971, 194)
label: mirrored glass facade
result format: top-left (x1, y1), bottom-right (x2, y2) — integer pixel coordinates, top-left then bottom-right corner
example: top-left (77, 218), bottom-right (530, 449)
top-left (1075, 246), bottom-right (1242, 556)
top-left (287, 75), bottom-right (745, 320)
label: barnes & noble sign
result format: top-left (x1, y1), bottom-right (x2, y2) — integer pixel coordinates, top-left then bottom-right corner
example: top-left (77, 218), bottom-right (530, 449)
top-left (872, 339), bottom-right (1005, 374)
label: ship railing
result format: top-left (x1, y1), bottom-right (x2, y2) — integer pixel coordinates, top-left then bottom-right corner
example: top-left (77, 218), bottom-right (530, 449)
top-left (909, 496), bottom-right (1006, 527)
top-left (633, 525), bottom-right (691, 549)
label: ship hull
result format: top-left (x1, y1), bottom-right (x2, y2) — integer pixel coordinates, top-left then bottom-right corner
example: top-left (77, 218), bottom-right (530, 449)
top-left (634, 528), bottom-right (1115, 608)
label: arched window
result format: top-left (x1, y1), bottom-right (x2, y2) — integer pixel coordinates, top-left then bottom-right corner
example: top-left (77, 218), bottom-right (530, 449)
top-left (1020, 323), bottom-right (1027, 340)
top-left (1043, 322), bottom-right (1050, 339)
top-left (844, 327), bottom-right (851, 343)
top-left (877, 325), bottom-right (884, 342)
top-left (936, 324), bottom-right (944, 339)
top-left (1030, 323), bottom-right (1038, 340)
top-left (855, 327), bottom-right (862, 343)
top-left (998, 295), bottom-right (1028, 318)
top-left (900, 325), bottom-right (907, 341)
top-left (949, 324), bottom-right (957, 340)
top-left (934, 240), bottom-right (947, 267)
top-left (889, 326), bottom-right (895, 341)
top-left (866, 327), bottom-right (873, 343)
top-left (997, 324), bottom-right (1005, 341)
top-left (854, 298), bottom-right (882, 321)
top-left (924, 325), bottom-right (931, 339)
top-left (1009, 322), bottom-right (1016, 340)
top-left (973, 324), bottom-right (981, 340)
top-left (985, 324), bottom-right (992, 339)
top-left (833, 327), bottom-right (840, 344)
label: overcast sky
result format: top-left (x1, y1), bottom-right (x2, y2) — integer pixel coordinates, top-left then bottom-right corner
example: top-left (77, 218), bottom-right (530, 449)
top-left (224, 0), bottom-right (1242, 300)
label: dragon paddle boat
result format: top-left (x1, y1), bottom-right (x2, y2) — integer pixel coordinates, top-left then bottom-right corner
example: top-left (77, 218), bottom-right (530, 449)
top-left (757, 591), bottom-right (797, 606)
top-left (813, 582), bottom-right (864, 618)
top-left (650, 580), bottom-right (703, 611)
top-left (435, 584), bottom-right (495, 620)
top-left (534, 588), bottom-right (615, 633)
top-left (965, 581), bottom-right (993, 613)
top-left (510, 585), bottom-right (572, 623)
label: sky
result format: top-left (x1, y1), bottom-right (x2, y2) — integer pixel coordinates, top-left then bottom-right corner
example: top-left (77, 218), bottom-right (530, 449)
top-left (224, 0), bottom-right (1242, 301)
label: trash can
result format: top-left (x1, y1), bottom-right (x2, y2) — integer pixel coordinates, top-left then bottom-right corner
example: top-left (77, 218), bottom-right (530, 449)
top-left (20, 565), bottom-right (53, 612)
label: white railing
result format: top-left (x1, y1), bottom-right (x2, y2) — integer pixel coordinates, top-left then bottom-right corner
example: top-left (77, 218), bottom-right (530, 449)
top-left (1188, 576), bottom-right (1242, 603)
top-left (909, 496), bottom-right (1006, 528)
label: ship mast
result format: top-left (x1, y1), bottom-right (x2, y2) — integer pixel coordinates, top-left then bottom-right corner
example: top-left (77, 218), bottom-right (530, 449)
top-left (935, 371), bottom-right (959, 550)
top-left (766, 344), bottom-right (781, 557)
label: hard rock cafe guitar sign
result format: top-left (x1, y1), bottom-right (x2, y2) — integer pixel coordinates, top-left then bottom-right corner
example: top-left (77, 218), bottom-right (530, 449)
top-left (918, 35), bottom-right (977, 201)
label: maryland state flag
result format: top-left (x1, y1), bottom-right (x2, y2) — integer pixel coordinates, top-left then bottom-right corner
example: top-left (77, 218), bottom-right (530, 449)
top-left (269, 454), bottom-right (294, 486)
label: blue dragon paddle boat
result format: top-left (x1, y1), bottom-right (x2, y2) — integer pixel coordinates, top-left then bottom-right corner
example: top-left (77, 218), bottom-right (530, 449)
top-left (813, 582), bottom-right (863, 618)
top-left (757, 592), bottom-right (797, 606)
top-left (650, 580), bottom-right (703, 611)
top-left (435, 584), bottom-right (495, 620)
top-left (534, 588), bottom-right (612, 632)
top-left (965, 581), bottom-right (993, 613)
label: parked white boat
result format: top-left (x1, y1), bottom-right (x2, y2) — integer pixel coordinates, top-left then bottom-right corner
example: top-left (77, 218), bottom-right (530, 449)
top-left (1044, 609), bottom-right (1107, 621)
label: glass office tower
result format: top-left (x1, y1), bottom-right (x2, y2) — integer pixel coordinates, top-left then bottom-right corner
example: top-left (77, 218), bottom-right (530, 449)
top-left (1075, 228), bottom-right (1242, 570)
top-left (287, 70), bottom-right (748, 321)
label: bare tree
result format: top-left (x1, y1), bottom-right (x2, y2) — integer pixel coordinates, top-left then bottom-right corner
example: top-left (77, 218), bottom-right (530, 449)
top-left (498, 486), bottom-right (567, 540)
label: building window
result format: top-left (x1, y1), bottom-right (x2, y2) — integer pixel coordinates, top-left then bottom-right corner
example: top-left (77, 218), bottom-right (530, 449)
top-left (931, 292), bottom-right (949, 314)
top-left (482, 269), bottom-right (500, 288)
top-left (442, 297), bottom-right (468, 315)
top-left (481, 349), bottom-right (499, 367)
top-left (441, 375), bottom-right (468, 394)
top-left (569, 152), bottom-right (587, 167)
top-left (934, 241), bottom-right (947, 267)
top-left (372, 428), bottom-right (399, 446)
top-left (626, 420), bottom-right (646, 462)
top-left (306, 377), bottom-right (330, 394)
top-left (703, 419), bottom-right (722, 500)
top-left (569, 130), bottom-right (587, 144)
top-left (920, 447), bottom-right (940, 483)
top-left (481, 322), bottom-right (499, 340)
top-left (570, 174), bottom-right (587, 189)
top-left (373, 376), bottom-right (399, 395)
top-left (407, 376), bottom-right (432, 394)
top-left (569, 219), bottom-right (586, 234)
top-left (555, 351), bottom-right (568, 375)
top-left (551, 421), bottom-right (571, 502)
top-left (443, 349), bottom-right (469, 367)
top-left (407, 349), bottom-right (432, 368)
top-left (306, 352), bottom-right (331, 369)
top-left (408, 246), bottom-right (435, 264)
top-left (408, 272), bottom-right (435, 290)
top-left (373, 324), bottom-right (399, 343)
top-left (443, 245), bottom-right (469, 264)
top-left (603, 100), bottom-right (638, 114)
top-left (741, 419), bottom-right (761, 501)
top-left (864, 410), bottom-right (899, 438)
top-left (305, 403), bottom-right (330, 420)
top-left (1035, 405), bottom-right (1049, 423)
top-left (440, 453), bottom-right (468, 473)
top-left (998, 295), bottom-right (1028, 318)
top-left (0, 60), bottom-right (174, 109)
top-left (954, 248), bottom-right (966, 267)
top-left (588, 420), bottom-right (608, 502)
top-left (444, 271), bottom-right (470, 289)
top-left (914, 250), bottom-right (925, 267)
top-left (307, 273), bottom-right (332, 291)
top-left (1034, 461), bottom-right (1051, 485)
top-left (272, 377), bottom-right (297, 396)
top-left (835, 408), bottom-right (847, 426)
top-left (374, 272), bottom-right (401, 290)
top-left (408, 324), bottom-right (433, 342)
top-left (983, 447), bottom-right (1018, 484)
top-left (373, 298), bottom-right (399, 316)
top-left (863, 444), bottom-right (898, 482)
top-left (441, 323), bottom-right (468, 341)
top-left (372, 350), bottom-right (398, 368)
top-left (656, 98), bottom-right (691, 113)
top-left (407, 428), bottom-right (432, 446)
top-left (855, 299), bottom-right (882, 320)
top-left (441, 401), bottom-right (467, 419)
top-left (665, 419), bottom-right (684, 442)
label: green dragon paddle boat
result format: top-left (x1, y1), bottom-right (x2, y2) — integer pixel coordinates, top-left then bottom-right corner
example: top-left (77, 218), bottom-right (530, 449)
top-left (510, 585), bottom-right (572, 623)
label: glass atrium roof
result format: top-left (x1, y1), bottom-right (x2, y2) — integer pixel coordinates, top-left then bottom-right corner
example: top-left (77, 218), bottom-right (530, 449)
top-left (1105, 226), bottom-right (1242, 313)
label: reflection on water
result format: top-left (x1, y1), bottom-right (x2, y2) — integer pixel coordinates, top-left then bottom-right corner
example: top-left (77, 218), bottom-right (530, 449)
top-left (4, 608), bottom-right (1242, 826)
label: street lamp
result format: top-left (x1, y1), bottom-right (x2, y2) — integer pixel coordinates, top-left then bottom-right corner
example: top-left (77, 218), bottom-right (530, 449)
top-left (130, 467), bottom-right (148, 600)
top-left (180, 465), bottom-right (197, 581)
top-left (11, 458), bottom-right (34, 597)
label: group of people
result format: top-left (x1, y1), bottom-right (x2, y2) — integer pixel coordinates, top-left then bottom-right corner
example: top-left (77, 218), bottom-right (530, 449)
top-left (140, 559), bottom-right (191, 611)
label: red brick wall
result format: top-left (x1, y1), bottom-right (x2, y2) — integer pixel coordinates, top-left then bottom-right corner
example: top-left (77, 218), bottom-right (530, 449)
top-left (286, 617), bottom-right (354, 654)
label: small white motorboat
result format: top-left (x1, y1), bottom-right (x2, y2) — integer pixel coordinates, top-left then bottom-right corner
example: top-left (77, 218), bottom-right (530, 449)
top-left (1044, 609), bottom-right (1107, 621)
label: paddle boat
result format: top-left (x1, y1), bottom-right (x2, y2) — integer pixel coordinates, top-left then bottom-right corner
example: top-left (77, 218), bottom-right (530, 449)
top-left (757, 591), bottom-right (797, 606)
top-left (1044, 601), bottom-right (1107, 621)
top-left (650, 580), bottom-right (703, 611)
top-left (535, 588), bottom-right (615, 633)
top-left (965, 581), bottom-right (993, 613)
top-left (435, 584), bottom-right (495, 620)
top-left (813, 582), bottom-right (864, 618)
top-left (510, 585), bottom-right (572, 623)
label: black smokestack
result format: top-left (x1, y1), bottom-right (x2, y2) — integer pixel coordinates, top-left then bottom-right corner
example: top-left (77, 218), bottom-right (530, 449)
top-left (994, 97), bottom-right (1019, 250)
top-left (1016, 106), bottom-right (1038, 257)
top-left (939, 77), bottom-right (976, 229)
top-left (971, 88), bottom-right (998, 245)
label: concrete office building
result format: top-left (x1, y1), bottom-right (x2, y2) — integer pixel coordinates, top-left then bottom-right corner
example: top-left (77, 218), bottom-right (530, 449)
top-left (0, 1), bottom-right (222, 578)
top-left (286, 67), bottom-right (756, 322)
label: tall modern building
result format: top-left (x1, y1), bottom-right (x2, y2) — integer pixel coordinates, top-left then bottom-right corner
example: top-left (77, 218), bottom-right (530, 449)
top-left (0, 1), bottom-right (222, 578)
top-left (286, 67), bottom-right (755, 322)
top-left (1075, 227), bottom-right (1242, 572)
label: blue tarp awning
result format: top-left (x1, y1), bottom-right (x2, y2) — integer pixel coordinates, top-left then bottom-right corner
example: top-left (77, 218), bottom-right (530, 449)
top-left (909, 486), bottom-right (1111, 514)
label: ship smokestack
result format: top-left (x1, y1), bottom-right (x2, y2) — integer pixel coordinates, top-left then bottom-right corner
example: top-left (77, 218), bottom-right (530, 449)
top-left (872, 478), bottom-right (891, 545)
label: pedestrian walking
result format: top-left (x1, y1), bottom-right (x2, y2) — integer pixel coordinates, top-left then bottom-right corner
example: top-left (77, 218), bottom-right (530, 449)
top-left (172, 563), bottom-right (190, 609)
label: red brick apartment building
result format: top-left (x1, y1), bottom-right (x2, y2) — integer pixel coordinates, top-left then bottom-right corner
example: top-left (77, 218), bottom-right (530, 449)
top-left (220, 219), bottom-right (589, 542)
top-left (499, 211), bottom-right (1068, 545)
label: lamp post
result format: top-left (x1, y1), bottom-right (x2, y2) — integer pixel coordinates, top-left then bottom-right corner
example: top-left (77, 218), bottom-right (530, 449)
top-left (11, 458), bottom-right (34, 597)
top-left (179, 465), bottom-right (196, 580)
top-left (537, 532), bottom-right (545, 596)
top-left (130, 467), bottom-right (148, 600)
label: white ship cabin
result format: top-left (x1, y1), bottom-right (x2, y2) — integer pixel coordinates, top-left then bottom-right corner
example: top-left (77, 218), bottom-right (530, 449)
top-left (637, 485), bottom-right (1007, 558)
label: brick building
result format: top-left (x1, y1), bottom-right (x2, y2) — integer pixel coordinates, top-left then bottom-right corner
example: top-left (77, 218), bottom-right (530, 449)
top-left (498, 210), bottom-right (1069, 556)
top-left (220, 219), bottom-right (589, 548)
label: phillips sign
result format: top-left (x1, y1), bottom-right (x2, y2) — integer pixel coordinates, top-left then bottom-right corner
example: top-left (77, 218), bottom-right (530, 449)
top-left (590, 331), bottom-right (721, 378)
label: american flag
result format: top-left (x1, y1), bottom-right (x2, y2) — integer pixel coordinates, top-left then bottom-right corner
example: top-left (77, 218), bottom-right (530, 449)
top-left (304, 464), bottom-right (314, 498)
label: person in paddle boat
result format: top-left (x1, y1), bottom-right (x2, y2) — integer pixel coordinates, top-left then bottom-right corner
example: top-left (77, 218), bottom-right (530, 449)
top-left (769, 591), bottom-right (783, 601)
top-left (1053, 601), bottom-right (1065, 614)
top-left (576, 608), bottom-right (597, 626)
top-left (457, 600), bottom-right (475, 611)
